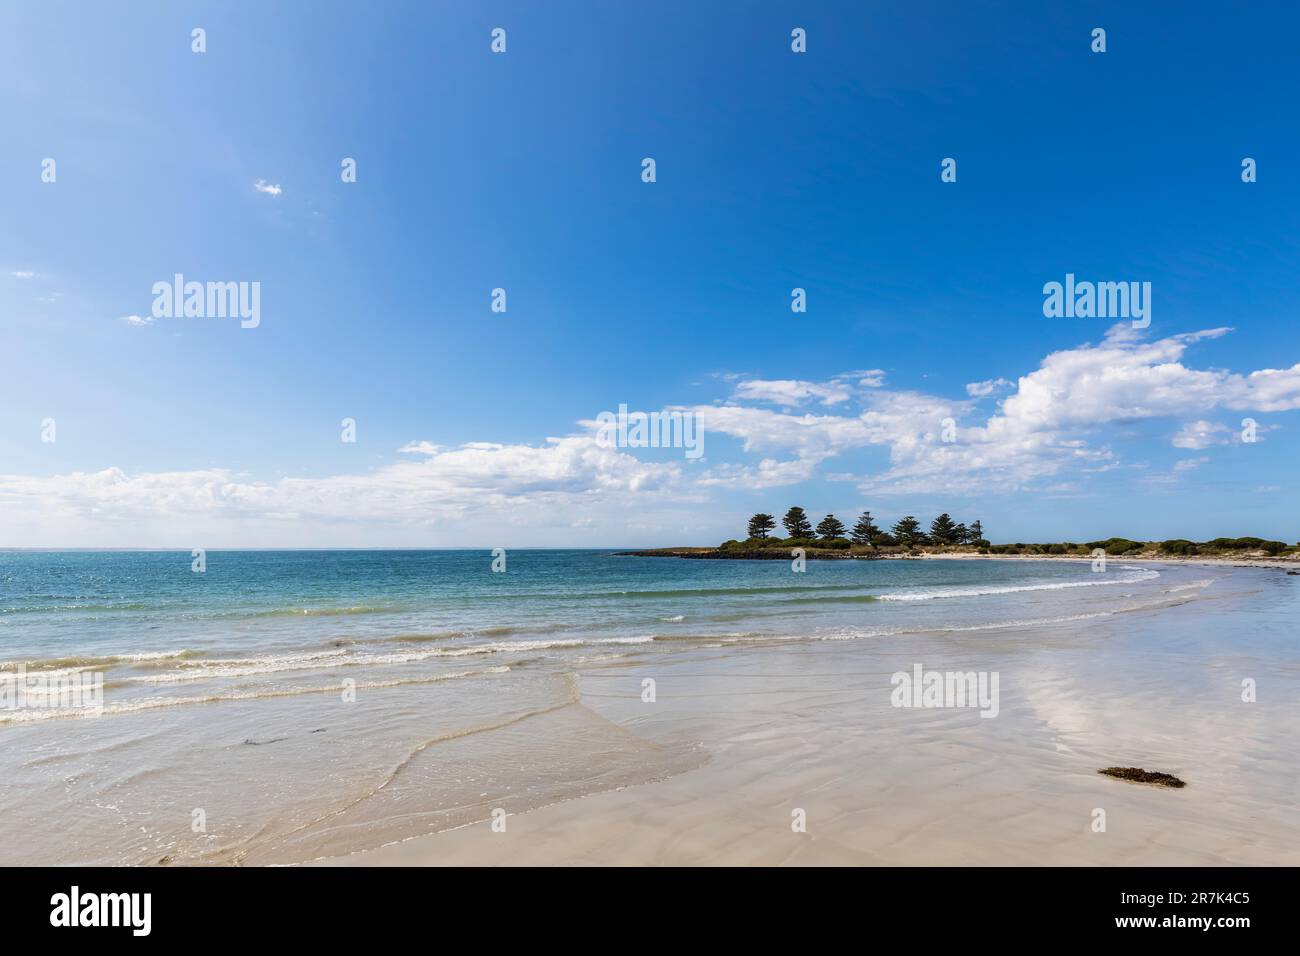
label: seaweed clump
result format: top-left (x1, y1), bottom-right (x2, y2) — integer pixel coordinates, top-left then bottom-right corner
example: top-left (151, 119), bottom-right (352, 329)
top-left (1098, 767), bottom-right (1186, 788)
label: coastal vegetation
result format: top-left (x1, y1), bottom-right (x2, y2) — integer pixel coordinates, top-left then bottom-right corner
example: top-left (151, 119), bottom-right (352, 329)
top-left (720, 509), bottom-right (990, 554)
top-left (620, 507), bottom-right (1298, 562)
top-left (984, 536), bottom-right (1294, 557)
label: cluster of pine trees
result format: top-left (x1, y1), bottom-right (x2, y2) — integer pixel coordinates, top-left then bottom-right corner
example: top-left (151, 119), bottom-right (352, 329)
top-left (744, 508), bottom-right (986, 548)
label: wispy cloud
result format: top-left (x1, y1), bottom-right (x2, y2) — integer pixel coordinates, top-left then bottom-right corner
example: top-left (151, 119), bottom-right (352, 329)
top-left (4, 325), bottom-right (1299, 542)
top-left (119, 314), bottom-right (153, 326)
top-left (10, 270), bottom-right (35, 279)
top-left (730, 370), bottom-right (886, 407)
top-left (731, 379), bottom-right (854, 407)
top-left (1172, 420), bottom-right (1231, 449)
top-left (253, 179), bottom-right (282, 196)
top-left (966, 377), bottom-right (1014, 398)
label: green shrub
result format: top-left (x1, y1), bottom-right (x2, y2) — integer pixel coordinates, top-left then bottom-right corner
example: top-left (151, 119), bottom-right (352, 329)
top-left (1085, 537), bottom-right (1142, 555)
top-left (1160, 539), bottom-right (1199, 555)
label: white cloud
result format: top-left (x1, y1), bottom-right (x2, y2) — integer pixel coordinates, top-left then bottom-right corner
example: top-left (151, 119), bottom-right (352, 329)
top-left (731, 378), bottom-right (854, 407)
top-left (119, 314), bottom-right (153, 326)
top-left (1141, 456), bottom-right (1210, 486)
top-left (1172, 420), bottom-right (1230, 449)
top-left (10, 270), bottom-right (35, 279)
top-left (729, 370), bottom-right (887, 407)
top-left (253, 179), bottom-right (283, 196)
top-left (702, 325), bottom-right (1300, 496)
top-left (854, 324), bottom-right (1300, 493)
top-left (966, 377), bottom-right (1014, 397)
top-left (0, 436), bottom-right (684, 540)
top-left (5, 325), bottom-right (1299, 543)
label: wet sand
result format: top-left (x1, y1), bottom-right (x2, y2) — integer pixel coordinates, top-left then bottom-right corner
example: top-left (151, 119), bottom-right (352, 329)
top-left (320, 571), bottom-right (1300, 866)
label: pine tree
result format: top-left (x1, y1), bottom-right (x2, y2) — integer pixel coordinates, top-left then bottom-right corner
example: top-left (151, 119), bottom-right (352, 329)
top-left (850, 511), bottom-right (880, 546)
top-left (747, 513), bottom-right (776, 540)
top-left (783, 507), bottom-right (814, 539)
top-left (816, 514), bottom-right (847, 540)
top-left (929, 513), bottom-right (958, 544)
top-left (891, 515), bottom-right (922, 546)
top-left (953, 522), bottom-right (970, 544)
top-left (969, 519), bottom-right (984, 543)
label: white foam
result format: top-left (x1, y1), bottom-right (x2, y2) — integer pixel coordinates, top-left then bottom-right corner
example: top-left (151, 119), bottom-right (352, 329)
top-left (0, 666), bottom-right (512, 724)
top-left (117, 637), bottom-right (654, 686)
top-left (876, 568), bottom-right (1159, 601)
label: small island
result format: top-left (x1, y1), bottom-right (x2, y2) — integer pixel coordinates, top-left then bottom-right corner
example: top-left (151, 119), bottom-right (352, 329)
top-left (619, 506), bottom-right (1299, 564)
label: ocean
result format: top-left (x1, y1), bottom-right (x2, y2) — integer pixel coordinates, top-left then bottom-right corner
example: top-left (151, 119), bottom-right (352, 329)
top-left (1, 550), bottom-right (1296, 864)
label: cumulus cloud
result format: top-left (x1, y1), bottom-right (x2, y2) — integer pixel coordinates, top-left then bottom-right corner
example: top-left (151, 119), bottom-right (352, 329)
top-left (702, 325), bottom-right (1300, 496)
top-left (5, 324), bottom-right (1299, 542)
top-left (856, 325), bottom-right (1300, 493)
top-left (0, 436), bottom-right (684, 543)
top-left (253, 179), bottom-right (282, 196)
top-left (120, 314), bottom-right (153, 327)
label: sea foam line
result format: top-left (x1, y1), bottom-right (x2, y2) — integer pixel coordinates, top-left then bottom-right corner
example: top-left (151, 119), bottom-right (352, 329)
top-left (108, 638), bottom-right (654, 686)
top-left (875, 568), bottom-right (1159, 601)
top-left (0, 667), bottom-right (512, 725)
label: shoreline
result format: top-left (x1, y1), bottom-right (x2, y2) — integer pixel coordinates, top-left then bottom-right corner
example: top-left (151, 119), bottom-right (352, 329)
top-left (6, 553), bottom-right (1295, 866)
top-left (315, 561), bottom-right (1300, 867)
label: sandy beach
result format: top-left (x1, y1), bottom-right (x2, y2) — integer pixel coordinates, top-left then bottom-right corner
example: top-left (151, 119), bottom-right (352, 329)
top-left (320, 562), bottom-right (1300, 867)
top-left (5, 552), bottom-right (1295, 867)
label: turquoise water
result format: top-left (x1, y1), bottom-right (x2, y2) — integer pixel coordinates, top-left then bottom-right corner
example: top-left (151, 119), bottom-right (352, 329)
top-left (1, 549), bottom-right (1184, 666)
top-left (0, 549), bottom-right (1213, 726)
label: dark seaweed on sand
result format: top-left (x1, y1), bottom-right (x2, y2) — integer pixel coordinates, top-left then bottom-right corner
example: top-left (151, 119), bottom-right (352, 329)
top-left (1098, 767), bottom-right (1186, 788)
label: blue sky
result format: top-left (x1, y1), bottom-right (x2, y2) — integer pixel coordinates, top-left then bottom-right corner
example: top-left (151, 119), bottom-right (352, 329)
top-left (2, 1), bottom-right (1298, 547)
